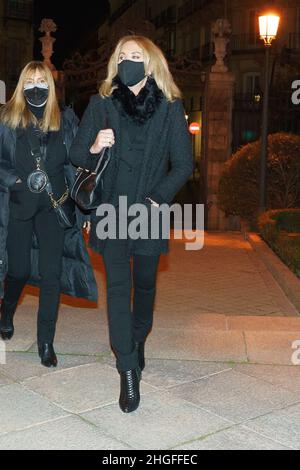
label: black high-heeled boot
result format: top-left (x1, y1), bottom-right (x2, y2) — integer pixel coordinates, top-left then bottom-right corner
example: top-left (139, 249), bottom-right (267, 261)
top-left (119, 367), bottom-right (141, 413)
top-left (38, 343), bottom-right (58, 368)
top-left (0, 300), bottom-right (17, 341)
top-left (135, 341), bottom-right (145, 372)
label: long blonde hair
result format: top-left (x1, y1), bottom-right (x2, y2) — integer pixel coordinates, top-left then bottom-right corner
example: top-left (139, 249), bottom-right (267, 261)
top-left (99, 35), bottom-right (182, 102)
top-left (0, 61), bottom-right (61, 132)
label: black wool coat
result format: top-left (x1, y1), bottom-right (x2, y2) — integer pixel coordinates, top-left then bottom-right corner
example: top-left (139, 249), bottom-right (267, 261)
top-left (0, 107), bottom-right (98, 301)
top-left (69, 91), bottom-right (194, 256)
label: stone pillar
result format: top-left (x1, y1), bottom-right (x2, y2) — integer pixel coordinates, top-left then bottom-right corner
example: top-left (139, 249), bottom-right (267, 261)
top-left (202, 19), bottom-right (238, 231)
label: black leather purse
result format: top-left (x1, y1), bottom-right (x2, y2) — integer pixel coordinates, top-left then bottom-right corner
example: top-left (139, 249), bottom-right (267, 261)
top-left (26, 126), bottom-right (75, 229)
top-left (70, 146), bottom-right (111, 211)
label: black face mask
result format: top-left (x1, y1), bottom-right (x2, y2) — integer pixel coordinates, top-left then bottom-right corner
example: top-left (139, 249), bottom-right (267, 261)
top-left (23, 85), bottom-right (49, 107)
top-left (117, 60), bottom-right (146, 87)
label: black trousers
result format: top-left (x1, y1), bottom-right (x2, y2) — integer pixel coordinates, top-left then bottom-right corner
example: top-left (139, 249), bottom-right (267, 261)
top-left (102, 238), bottom-right (160, 372)
top-left (4, 205), bottom-right (65, 344)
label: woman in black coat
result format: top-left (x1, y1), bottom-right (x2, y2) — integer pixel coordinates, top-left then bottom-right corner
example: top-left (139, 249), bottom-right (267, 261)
top-left (0, 61), bottom-right (97, 368)
top-left (70, 35), bottom-right (193, 413)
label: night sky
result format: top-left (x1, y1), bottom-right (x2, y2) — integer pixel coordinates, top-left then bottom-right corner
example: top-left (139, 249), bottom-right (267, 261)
top-left (33, 0), bottom-right (111, 69)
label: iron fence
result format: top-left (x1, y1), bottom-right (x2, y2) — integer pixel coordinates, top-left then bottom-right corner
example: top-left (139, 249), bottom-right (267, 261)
top-left (232, 91), bottom-right (300, 153)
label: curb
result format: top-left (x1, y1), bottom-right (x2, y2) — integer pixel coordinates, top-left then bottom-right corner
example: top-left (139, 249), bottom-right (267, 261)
top-left (247, 232), bottom-right (300, 315)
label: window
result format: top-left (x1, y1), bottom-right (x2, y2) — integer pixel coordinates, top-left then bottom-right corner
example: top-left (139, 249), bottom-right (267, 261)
top-left (177, 33), bottom-right (183, 54)
top-left (200, 26), bottom-right (206, 49)
top-left (190, 96), bottom-right (194, 111)
top-left (199, 96), bottom-right (203, 111)
top-left (6, 39), bottom-right (25, 84)
top-left (146, 5), bottom-right (152, 20)
top-left (169, 30), bottom-right (176, 55)
top-left (243, 73), bottom-right (261, 95)
top-left (248, 9), bottom-right (259, 45)
top-left (186, 32), bottom-right (192, 52)
top-left (192, 30), bottom-right (198, 49)
top-left (297, 7), bottom-right (300, 48)
top-left (6, 0), bottom-right (32, 20)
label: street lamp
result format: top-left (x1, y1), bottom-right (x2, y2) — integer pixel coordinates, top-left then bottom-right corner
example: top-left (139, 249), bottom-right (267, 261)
top-left (259, 14), bottom-right (280, 45)
top-left (258, 12), bottom-right (280, 213)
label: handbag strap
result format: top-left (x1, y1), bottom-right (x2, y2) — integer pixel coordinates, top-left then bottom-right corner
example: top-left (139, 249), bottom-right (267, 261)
top-left (91, 146), bottom-right (111, 174)
top-left (26, 125), bottom-right (45, 164)
top-left (88, 110), bottom-right (112, 173)
top-left (25, 125), bottom-right (63, 199)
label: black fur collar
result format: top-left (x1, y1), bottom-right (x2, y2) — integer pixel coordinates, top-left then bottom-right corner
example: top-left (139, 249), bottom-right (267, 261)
top-left (111, 75), bottom-right (164, 125)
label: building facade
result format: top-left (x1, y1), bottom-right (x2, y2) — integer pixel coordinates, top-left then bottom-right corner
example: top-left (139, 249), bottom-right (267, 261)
top-left (105, 3), bottom-right (300, 104)
top-left (0, 0), bottom-right (34, 99)
top-left (63, 0), bottom-right (300, 228)
top-left (64, 0), bottom-right (300, 153)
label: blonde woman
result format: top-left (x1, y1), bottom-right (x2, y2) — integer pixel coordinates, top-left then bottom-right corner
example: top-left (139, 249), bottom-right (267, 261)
top-left (0, 61), bottom-right (97, 367)
top-left (70, 36), bottom-right (193, 413)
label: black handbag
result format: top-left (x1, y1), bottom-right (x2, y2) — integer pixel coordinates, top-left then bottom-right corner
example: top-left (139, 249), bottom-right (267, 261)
top-left (70, 145), bottom-right (111, 211)
top-left (25, 126), bottom-right (75, 229)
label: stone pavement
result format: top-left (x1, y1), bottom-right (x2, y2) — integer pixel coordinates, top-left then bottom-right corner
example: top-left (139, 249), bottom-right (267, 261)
top-left (0, 232), bottom-right (300, 450)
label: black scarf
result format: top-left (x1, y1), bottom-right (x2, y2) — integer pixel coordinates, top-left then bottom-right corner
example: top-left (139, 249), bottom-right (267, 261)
top-left (26, 103), bottom-right (50, 155)
top-left (27, 102), bottom-right (46, 121)
top-left (111, 75), bottom-right (164, 125)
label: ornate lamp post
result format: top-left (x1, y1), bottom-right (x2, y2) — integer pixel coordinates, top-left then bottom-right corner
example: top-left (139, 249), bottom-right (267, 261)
top-left (258, 13), bottom-right (280, 213)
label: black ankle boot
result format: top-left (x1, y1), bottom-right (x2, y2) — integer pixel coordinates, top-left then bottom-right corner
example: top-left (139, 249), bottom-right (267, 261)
top-left (119, 367), bottom-right (141, 413)
top-left (135, 341), bottom-right (145, 371)
top-left (38, 343), bottom-right (58, 368)
top-left (0, 300), bottom-right (17, 341)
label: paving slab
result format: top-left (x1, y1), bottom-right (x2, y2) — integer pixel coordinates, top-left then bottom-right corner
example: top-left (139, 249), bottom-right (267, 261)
top-left (146, 328), bottom-right (247, 362)
top-left (242, 403), bottom-right (300, 450)
top-left (82, 390), bottom-right (232, 450)
top-left (0, 352), bottom-right (100, 382)
top-left (0, 415), bottom-right (131, 450)
top-left (245, 331), bottom-right (300, 365)
top-left (172, 425), bottom-right (290, 450)
top-left (22, 363), bottom-right (157, 414)
top-left (153, 312), bottom-right (228, 330)
top-left (103, 356), bottom-right (233, 389)
top-left (29, 339), bottom-right (111, 357)
top-left (0, 372), bottom-right (13, 387)
top-left (154, 233), bottom-right (290, 317)
top-left (228, 316), bottom-right (300, 331)
top-left (0, 384), bottom-right (68, 435)
top-left (167, 369), bottom-right (300, 423)
top-left (26, 307), bottom-right (110, 356)
top-left (235, 364), bottom-right (300, 393)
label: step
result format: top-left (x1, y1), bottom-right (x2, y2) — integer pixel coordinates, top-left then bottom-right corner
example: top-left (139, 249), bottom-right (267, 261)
top-left (149, 317), bottom-right (300, 366)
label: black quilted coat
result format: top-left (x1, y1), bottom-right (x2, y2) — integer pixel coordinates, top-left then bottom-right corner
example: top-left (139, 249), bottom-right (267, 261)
top-left (0, 107), bottom-right (98, 302)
